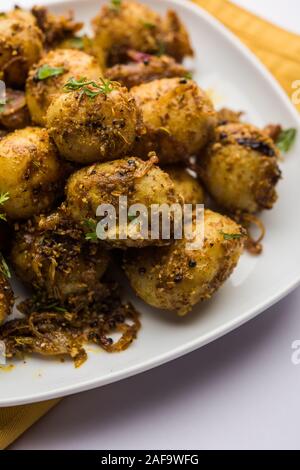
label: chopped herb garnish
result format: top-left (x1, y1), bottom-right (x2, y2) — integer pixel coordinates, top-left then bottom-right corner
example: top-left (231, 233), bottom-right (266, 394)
top-left (110, 0), bottom-right (122, 12)
top-left (128, 214), bottom-right (137, 222)
top-left (36, 64), bottom-right (65, 81)
top-left (0, 253), bottom-right (11, 279)
top-left (155, 42), bottom-right (166, 57)
top-left (63, 77), bottom-right (115, 98)
top-left (84, 219), bottom-right (98, 241)
top-left (220, 231), bottom-right (245, 241)
top-left (184, 71), bottom-right (193, 80)
top-left (0, 97), bottom-right (6, 113)
top-left (66, 36), bottom-right (84, 50)
top-left (0, 191), bottom-right (9, 221)
top-left (142, 21), bottom-right (156, 29)
top-left (35, 300), bottom-right (67, 313)
top-left (276, 128), bottom-right (297, 153)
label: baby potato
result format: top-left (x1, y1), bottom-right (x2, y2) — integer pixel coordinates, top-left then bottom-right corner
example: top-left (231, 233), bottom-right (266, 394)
top-left (105, 52), bottom-right (189, 89)
top-left (31, 5), bottom-right (83, 48)
top-left (198, 123), bottom-right (281, 214)
top-left (26, 49), bottom-right (102, 126)
top-left (0, 272), bottom-right (14, 325)
top-left (0, 89), bottom-right (30, 130)
top-left (131, 78), bottom-right (217, 165)
top-left (47, 79), bottom-right (142, 164)
top-left (124, 210), bottom-right (245, 315)
top-left (4, 7), bottom-right (37, 26)
top-left (166, 166), bottom-right (205, 205)
top-left (92, 0), bottom-right (193, 68)
top-left (10, 213), bottom-right (110, 304)
top-left (0, 127), bottom-right (65, 220)
top-left (65, 155), bottom-right (181, 247)
top-left (0, 17), bottom-right (43, 88)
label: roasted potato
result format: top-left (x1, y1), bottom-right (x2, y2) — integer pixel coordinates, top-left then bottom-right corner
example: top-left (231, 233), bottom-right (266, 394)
top-left (3, 6), bottom-right (37, 26)
top-left (166, 166), bottom-right (205, 205)
top-left (0, 89), bottom-right (30, 130)
top-left (0, 17), bottom-right (43, 88)
top-left (65, 155), bottom-right (182, 247)
top-left (131, 78), bottom-right (217, 165)
top-left (92, 0), bottom-right (193, 68)
top-left (124, 210), bottom-right (245, 315)
top-left (197, 123), bottom-right (281, 214)
top-left (0, 271), bottom-right (14, 325)
top-left (0, 127), bottom-right (66, 220)
top-left (47, 79), bottom-right (142, 164)
top-left (31, 5), bottom-right (82, 48)
top-left (10, 213), bottom-right (110, 305)
top-left (105, 52), bottom-right (189, 89)
top-left (26, 48), bottom-right (102, 126)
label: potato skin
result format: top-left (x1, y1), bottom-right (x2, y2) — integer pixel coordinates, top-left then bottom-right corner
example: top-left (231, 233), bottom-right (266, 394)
top-left (124, 210), bottom-right (245, 315)
top-left (26, 49), bottom-right (102, 126)
top-left (105, 53), bottom-right (188, 89)
top-left (92, 0), bottom-right (193, 68)
top-left (10, 213), bottom-right (110, 303)
top-left (47, 81), bottom-right (142, 164)
top-left (0, 127), bottom-right (65, 220)
top-left (0, 18), bottom-right (43, 88)
top-left (166, 166), bottom-right (205, 205)
top-left (198, 123), bottom-right (281, 214)
top-left (131, 78), bottom-right (217, 165)
top-left (0, 273), bottom-right (14, 325)
top-left (65, 156), bottom-right (181, 248)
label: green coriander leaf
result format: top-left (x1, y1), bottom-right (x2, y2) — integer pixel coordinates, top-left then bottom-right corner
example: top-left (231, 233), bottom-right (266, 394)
top-left (53, 306), bottom-right (68, 313)
top-left (0, 192), bottom-right (9, 205)
top-left (142, 21), bottom-right (156, 29)
top-left (184, 71), bottom-right (193, 80)
top-left (63, 77), bottom-right (115, 98)
top-left (65, 36), bottom-right (84, 50)
top-left (155, 42), bottom-right (166, 57)
top-left (0, 97), bottom-right (6, 113)
top-left (36, 64), bottom-right (65, 81)
top-left (276, 128), bottom-right (297, 153)
top-left (0, 253), bottom-right (11, 279)
top-left (220, 231), bottom-right (245, 241)
top-left (84, 219), bottom-right (98, 241)
top-left (110, 0), bottom-right (122, 11)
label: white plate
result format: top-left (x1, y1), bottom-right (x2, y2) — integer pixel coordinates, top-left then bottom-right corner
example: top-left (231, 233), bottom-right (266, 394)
top-left (1, 0), bottom-right (300, 406)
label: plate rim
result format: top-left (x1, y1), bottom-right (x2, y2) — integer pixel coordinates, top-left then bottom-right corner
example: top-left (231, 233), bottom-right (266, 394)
top-left (1, 0), bottom-right (300, 406)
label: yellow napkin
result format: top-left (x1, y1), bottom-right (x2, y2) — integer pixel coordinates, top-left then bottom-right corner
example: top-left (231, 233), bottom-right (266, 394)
top-left (193, 0), bottom-right (300, 112)
top-left (1, 0), bottom-right (300, 450)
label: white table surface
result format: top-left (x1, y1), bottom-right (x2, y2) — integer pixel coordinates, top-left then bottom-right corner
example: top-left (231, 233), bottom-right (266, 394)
top-left (6, 0), bottom-right (300, 450)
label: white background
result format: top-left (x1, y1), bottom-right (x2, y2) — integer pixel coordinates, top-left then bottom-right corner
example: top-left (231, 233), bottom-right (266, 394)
top-left (5, 0), bottom-right (300, 450)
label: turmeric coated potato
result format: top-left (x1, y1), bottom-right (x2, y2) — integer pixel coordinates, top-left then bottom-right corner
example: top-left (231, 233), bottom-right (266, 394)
top-left (31, 5), bottom-right (83, 48)
top-left (47, 79), bottom-right (142, 164)
top-left (26, 49), bottom-right (102, 126)
top-left (65, 155), bottom-right (182, 247)
top-left (197, 123), bottom-right (281, 214)
top-left (166, 166), bottom-right (205, 205)
top-left (92, 0), bottom-right (193, 68)
top-left (0, 16), bottom-right (43, 88)
top-left (124, 210), bottom-right (245, 315)
top-left (105, 52), bottom-right (189, 89)
top-left (10, 213), bottom-right (110, 306)
top-left (0, 272), bottom-right (14, 325)
top-left (0, 127), bottom-right (66, 220)
top-left (0, 89), bottom-right (30, 130)
top-left (131, 78), bottom-right (217, 165)
top-left (4, 7), bottom-right (37, 26)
